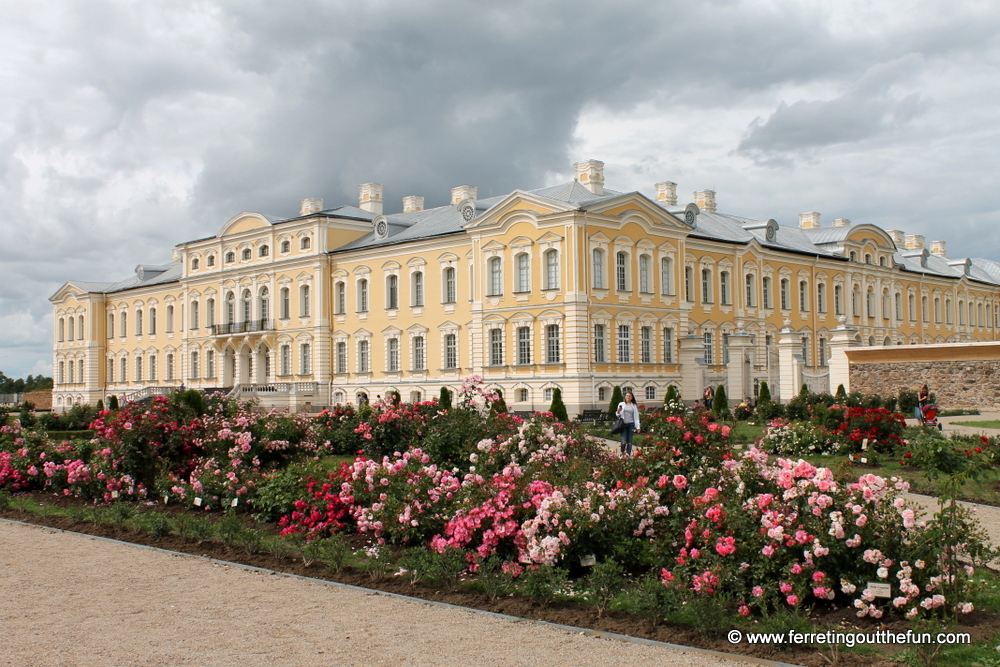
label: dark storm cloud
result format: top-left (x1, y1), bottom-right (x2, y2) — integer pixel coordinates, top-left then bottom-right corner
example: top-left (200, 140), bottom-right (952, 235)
top-left (1, 0), bottom-right (999, 376)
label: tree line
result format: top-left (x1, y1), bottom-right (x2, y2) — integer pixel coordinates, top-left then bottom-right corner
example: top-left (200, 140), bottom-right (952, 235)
top-left (0, 372), bottom-right (53, 394)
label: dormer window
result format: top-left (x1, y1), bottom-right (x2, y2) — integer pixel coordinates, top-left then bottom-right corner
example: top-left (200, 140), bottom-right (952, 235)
top-left (191, 258), bottom-right (199, 270)
top-left (300, 237), bottom-right (311, 250)
top-left (849, 251), bottom-right (857, 262)
top-left (864, 253), bottom-right (872, 264)
top-left (879, 256), bottom-right (886, 266)
top-left (259, 245), bottom-right (269, 258)
top-left (225, 251), bottom-right (235, 263)
top-left (280, 240), bottom-right (290, 253)
top-left (242, 248), bottom-right (252, 261)
top-left (207, 255), bottom-right (215, 267)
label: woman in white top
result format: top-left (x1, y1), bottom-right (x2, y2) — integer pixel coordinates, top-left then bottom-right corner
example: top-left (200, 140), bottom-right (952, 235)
top-left (616, 391), bottom-right (641, 455)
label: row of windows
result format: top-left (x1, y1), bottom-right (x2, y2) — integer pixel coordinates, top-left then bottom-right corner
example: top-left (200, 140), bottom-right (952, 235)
top-left (190, 237), bottom-right (312, 270)
top-left (487, 325), bottom-right (562, 366)
top-left (486, 250), bottom-right (561, 296)
top-left (104, 343), bottom-right (314, 383)
top-left (334, 269), bottom-right (456, 314)
top-left (593, 325), bottom-right (674, 364)
top-left (57, 315), bottom-right (85, 342)
top-left (333, 334), bottom-right (461, 374)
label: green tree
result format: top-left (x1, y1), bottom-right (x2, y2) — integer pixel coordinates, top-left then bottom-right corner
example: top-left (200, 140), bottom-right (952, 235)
top-left (712, 384), bottom-right (730, 419)
top-left (835, 384), bottom-right (848, 401)
top-left (108, 394), bottom-right (120, 411)
top-left (549, 388), bottom-right (568, 422)
top-left (607, 386), bottom-right (624, 421)
top-left (663, 385), bottom-right (678, 405)
top-left (758, 381), bottom-right (771, 404)
top-left (438, 386), bottom-right (452, 410)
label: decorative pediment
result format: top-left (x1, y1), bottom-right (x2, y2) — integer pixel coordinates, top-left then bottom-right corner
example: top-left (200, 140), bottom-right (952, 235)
top-left (461, 190), bottom-right (568, 231)
top-left (845, 225), bottom-right (897, 250)
top-left (219, 212), bottom-right (271, 237)
top-left (583, 193), bottom-right (692, 230)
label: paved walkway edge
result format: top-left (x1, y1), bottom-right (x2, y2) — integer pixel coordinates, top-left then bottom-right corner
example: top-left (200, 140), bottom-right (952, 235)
top-left (1, 517), bottom-right (804, 667)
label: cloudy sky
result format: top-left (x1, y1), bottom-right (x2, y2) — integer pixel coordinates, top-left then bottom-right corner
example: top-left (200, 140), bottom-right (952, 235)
top-left (2, 0), bottom-right (999, 378)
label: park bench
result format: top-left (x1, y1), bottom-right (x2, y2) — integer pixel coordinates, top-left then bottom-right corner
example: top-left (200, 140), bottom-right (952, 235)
top-left (575, 409), bottom-right (609, 424)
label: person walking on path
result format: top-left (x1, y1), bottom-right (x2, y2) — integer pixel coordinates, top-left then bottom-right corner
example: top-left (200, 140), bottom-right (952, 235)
top-left (616, 390), bottom-right (641, 456)
top-left (916, 384), bottom-right (930, 420)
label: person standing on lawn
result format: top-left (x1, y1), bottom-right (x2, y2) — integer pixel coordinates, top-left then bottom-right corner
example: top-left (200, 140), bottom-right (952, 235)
top-left (616, 390), bottom-right (641, 456)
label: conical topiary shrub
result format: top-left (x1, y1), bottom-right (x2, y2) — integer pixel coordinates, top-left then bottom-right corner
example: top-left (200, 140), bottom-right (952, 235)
top-left (549, 388), bottom-right (568, 422)
top-left (712, 384), bottom-right (730, 419)
top-left (835, 384), bottom-right (847, 401)
top-left (439, 386), bottom-right (452, 410)
top-left (758, 381), bottom-right (771, 404)
top-left (108, 394), bottom-right (120, 411)
top-left (607, 386), bottom-right (624, 421)
top-left (664, 385), bottom-right (677, 405)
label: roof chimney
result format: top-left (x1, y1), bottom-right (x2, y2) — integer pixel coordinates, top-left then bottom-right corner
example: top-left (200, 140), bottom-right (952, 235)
top-left (402, 196), bottom-right (424, 213)
top-left (905, 234), bottom-right (925, 250)
top-left (930, 240), bottom-right (947, 257)
top-left (574, 159), bottom-right (605, 195)
top-left (798, 212), bottom-right (821, 229)
top-left (887, 230), bottom-right (905, 246)
top-left (832, 218), bottom-right (851, 228)
top-left (358, 183), bottom-right (383, 214)
top-left (694, 190), bottom-right (717, 213)
top-left (300, 198), bottom-right (323, 216)
top-left (450, 185), bottom-right (478, 205)
top-left (654, 181), bottom-right (677, 206)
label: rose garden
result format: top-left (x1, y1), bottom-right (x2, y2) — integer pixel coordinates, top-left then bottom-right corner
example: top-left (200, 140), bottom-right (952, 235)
top-left (3, 376), bottom-right (1000, 666)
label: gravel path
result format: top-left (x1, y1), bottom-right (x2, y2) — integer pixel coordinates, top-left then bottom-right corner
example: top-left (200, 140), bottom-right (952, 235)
top-left (0, 520), bottom-right (757, 667)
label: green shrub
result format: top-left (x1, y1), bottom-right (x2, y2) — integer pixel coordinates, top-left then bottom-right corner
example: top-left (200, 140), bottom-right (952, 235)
top-left (585, 559), bottom-right (625, 618)
top-left (549, 388), bottom-right (568, 422)
top-left (835, 384), bottom-right (847, 401)
top-left (756, 400), bottom-right (785, 421)
top-left (712, 384), bottom-right (730, 420)
top-left (251, 459), bottom-right (325, 523)
top-left (758, 381), bottom-right (771, 404)
top-left (475, 555), bottom-right (516, 601)
top-left (438, 387), bottom-right (452, 410)
top-left (663, 385), bottom-right (678, 405)
top-left (216, 512), bottom-right (245, 546)
top-left (139, 512), bottom-right (173, 538)
top-left (898, 390), bottom-right (918, 416)
top-left (862, 394), bottom-right (883, 409)
top-left (0, 489), bottom-right (10, 511)
top-left (402, 546), bottom-right (467, 590)
top-left (108, 394), bottom-right (120, 411)
top-left (607, 386), bottom-right (623, 421)
top-left (306, 533), bottom-right (352, 573)
top-left (518, 565), bottom-right (569, 605)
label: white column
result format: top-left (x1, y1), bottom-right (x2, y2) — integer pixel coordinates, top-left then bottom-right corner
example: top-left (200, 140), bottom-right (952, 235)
top-left (828, 317), bottom-right (859, 394)
top-left (678, 331), bottom-right (704, 404)
top-left (725, 332), bottom-right (754, 404)
top-left (776, 322), bottom-right (802, 403)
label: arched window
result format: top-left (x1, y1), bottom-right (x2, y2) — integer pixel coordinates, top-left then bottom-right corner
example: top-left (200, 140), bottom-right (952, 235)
top-left (895, 292), bottom-right (903, 320)
top-left (779, 278), bottom-right (789, 310)
top-left (923, 295), bottom-right (930, 322)
top-left (148, 308), bottom-right (156, 335)
top-left (546, 324), bottom-right (560, 363)
top-left (443, 267), bottom-right (456, 303)
top-left (592, 249), bottom-right (604, 289)
top-left (616, 252), bottom-right (628, 291)
top-left (882, 290), bottom-right (890, 319)
top-left (191, 258), bottom-right (199, 270)
top-left (242, 290), bottom-right (252, 323)
top-left (300, 342), bottom-right (311, 374)
top-left (515, 253), bottom-right (529, 292)
top-left (849, 251), bottom-right (857, 262)
top-left (719, 271), bottom-right (729, 305)
top-left (78, 315), bottom-right (85, 340)
top-left (136, 309), bottom-right (143, 335)
top-left (225, 251), bottom-right (235, 263)
top-left (259, 245), bottom-right (269, 257)
top-left (798, 280), bottom-right (808, 311)
top-left (58, 317), bottom-right (65, 342)
top-left (189, 302), bottom-right (198, 330)
top-left (357, 279), bottom-right (369, 312)
top-left (866, 287), bottom-right (875, 318)
top-left (908, 293), bottom-right (916, 321)
top-left (300, 237), bottom-right (311, 250)
top-left (945, 298), bottom-right (953, 324)
top-left (879, 256), bottom-right (886, 267)
top-left (488, 257), bottom-right (502, 296)
top-left (166, 305), bottom-right (174, 332)
top-left (107, 314), bottom-right (114, 339)
top-left (205, 300), bottom-right (214, 328)
top-left (638, 255), bottom-right (650, 293)
top-left (545, 250), bottom-right (559, 290)
top-left (684, 266), bottom-right (694, 301)
top-left (207, 255), bottom-right (215, 267)
top-left (300, 284), bottom-right (311, 317)
top-left (259, 287), bottom-right (269, 321)
top-left (386, 275), bottom-right (398, 309)
top-left (335, 282), bottom-right (346, 314)
top-left (336, 341), bottom-right (347, 374)
top-left (745, 274), bottom-right (755, 307)
top-left (280, 240), bottom-right (290, 253)
top-left (120, 311), bottom-right (128, 338)
top-left (226, 292), bottom-right (236, 324)
top-left (412, 271), bottom-right (424, 307)
top-left (661, 257), bottom-right (672, 295)
top-left (242, 248), bottom-right (252, 261)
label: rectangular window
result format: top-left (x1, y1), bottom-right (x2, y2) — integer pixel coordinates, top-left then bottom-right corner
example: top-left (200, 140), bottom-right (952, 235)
top-left (300, 285), bottom-right (311, 317)
top-left (663, 328), bottom-right (673, 363)
top-left (817, 283), bottom-right (826, 313)
top-left (105, 359), bottom-right (112, 383)
top-left (300, 343), bottom-right (311, 375)
top-left (444, 334), bottom-right (457, 369)
top-left (444, 268), bottom-right (456, 303)
top-left (645, 386), bottom-right (656, 400)
top-left (280, 345), bottom-right (291, 376)
top-left (136, 311), bottom-right (143, 336)
top-left (358, 280), bottom-right (369, 312)
top-left (593, 250), bottom-right (604, 289)
top-left (358, 340), bottom-right (369, 373)
top-left (149, 355), bottom-right (157, 381)
top-left (205, 301), bottom-right (214, 328)
top-left (684, 266), bottom-right (694, 302)
top-left (617, 324), bottom-right (630, 363)
top-left (120, 357), bottom-right (127, 383)
top-left (386, 276), bottom-right (398, 309)
top-left (412, 272), bottom-right (424, 307)
top-left (616, 252), bottom-right (628, 291)
top-left (834, 285), bottom-right (843, 315)
top-left (661, 257), bottom-right (672, 295)
top-left (909, 293), bottom-right (916, 321)
top-left (280, 288), bottom-right (290, 319)
top-left (336, 282), bottom-right (346, 314)
top-left (639, 255), bottom-right (650, 293)
top-left (489, 258), bottom-right (502, 296)
top-left (67, 360), bottom-right (73, 384)
top-left (819, 338), bottom-right (827, 367)
top-left (149, 308), bottom-right (157, 335)
top-left (594, 324), bottom-right (605, 363)
top-left (387, 338), bottom-right (399, 372)
top-left (412, 336), bottom-right (425, 370)
top-left (780, 279), bottom-right (789, 310)
top-left (703, 332), bottom-right (713, 365)
top-left (923, 295), bottom-right (929, 322)
top-left (745, 274), bottom-right (754, 307)
top-left (545, 324), bottom-right (560, 363)
top-left (895, 293), bottom-right (903, 320)
top-left (517, 327), bottom-right (531, 365)
top-left (517, 253), bottom-right (530, 292)
top-left (190, 303), bottom-right (198, 330)
top-left (336, 341), bottom-right (347, 374)
top-left (204, 351), bottom-right (212, 379)
top-left (189, 351), bottom-right (198, 380)
top-left (762, 277), bottom-right (771, 309)
top-left (545, 250), bottom-right (558, 290)
top-left (720, 271), bottom-right (729, 305)
top-left (641, 326), bottom-right (651, 363)
top-left (723, 332), bottom-right (730, 364)
top-left (701, 269), bottom-right (712, 303)
top-left (489, 329), bottom-right (503, 366)
top-left (799, 281), bottom-right (808, 311)
top-left (166, 354), bottom-right (173, 381)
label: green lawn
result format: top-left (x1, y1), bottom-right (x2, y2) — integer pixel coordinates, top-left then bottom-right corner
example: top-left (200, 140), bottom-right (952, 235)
top-left (952, 419), bottom-right (1000, 429)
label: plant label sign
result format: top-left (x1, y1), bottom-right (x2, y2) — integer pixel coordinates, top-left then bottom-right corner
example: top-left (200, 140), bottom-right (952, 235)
top-left (580, 554), bottom-right (597, 567)
top-left (111, 490), bottom-right (119, 499)
top-left (194, 497), bottom-right (203, 507)
top-left (162, 495), bottom-right (169, 505)
top-left (231, 498), bottom-right (239, 508)
top-left (867, 582), bottom-right (891, 598)
top-left (861, 438), bottom-right (869, 451)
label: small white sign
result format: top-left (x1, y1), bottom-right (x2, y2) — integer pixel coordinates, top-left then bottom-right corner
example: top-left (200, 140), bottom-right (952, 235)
top-left (860, 457), bottom-right (868, 464)
top-left (861, 438), bottom-right (869, 451)
top-left (867, 582), bottom-right (892, 598)
top-left (193, 497), bottom-right (202, 507)
top-left (162, 495), bottom-right (169, 505)
top-left (110, 490), bottom-right (119, 499)
top-left (580, 554), bottom-right (597, 567)
top-left (231, 498), bottom-right (239, 508)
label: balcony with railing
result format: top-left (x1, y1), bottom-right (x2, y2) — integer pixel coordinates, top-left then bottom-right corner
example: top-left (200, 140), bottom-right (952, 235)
top-left (211, 320), bottom-right (275, 336)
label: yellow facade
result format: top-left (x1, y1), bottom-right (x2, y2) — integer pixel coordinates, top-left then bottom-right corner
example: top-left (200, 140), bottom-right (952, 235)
top-left (51, 160), bottom-right (1000, 413)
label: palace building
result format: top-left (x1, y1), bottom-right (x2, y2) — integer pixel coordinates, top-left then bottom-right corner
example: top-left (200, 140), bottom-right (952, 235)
top-left (51, 160), bottom-right (1000, 413)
